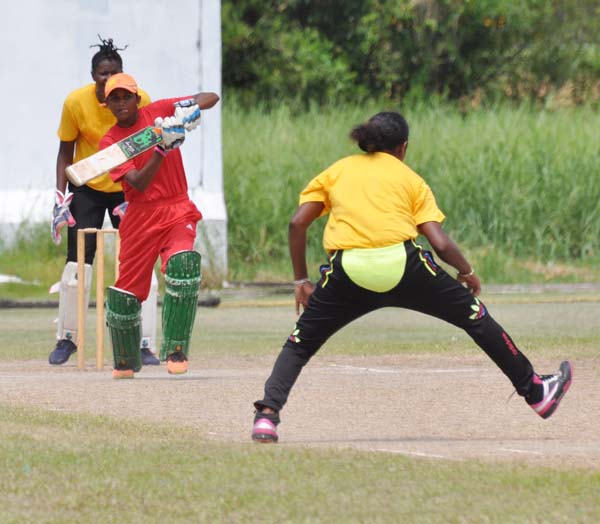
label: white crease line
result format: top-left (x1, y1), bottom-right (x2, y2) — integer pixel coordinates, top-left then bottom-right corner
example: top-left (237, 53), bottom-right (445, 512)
top-left (375, 448), bottom-right (460, 460)
top-left (328, 364), bottom-right (484, 374)
top-left (497, 448), bottom-right (544, 456)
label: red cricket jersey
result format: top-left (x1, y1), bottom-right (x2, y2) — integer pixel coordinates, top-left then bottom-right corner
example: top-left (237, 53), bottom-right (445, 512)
top-left (100, 98), bottom-right (193, 202)
top-left (99, 98), bottom-right (203, 300)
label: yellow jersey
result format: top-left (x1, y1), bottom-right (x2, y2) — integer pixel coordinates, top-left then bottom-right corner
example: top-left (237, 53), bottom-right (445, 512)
top-left (299, 152), bottom-right (445, 251)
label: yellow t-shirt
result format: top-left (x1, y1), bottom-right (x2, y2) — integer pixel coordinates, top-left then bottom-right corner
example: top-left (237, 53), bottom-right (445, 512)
top-left (299, 152), bottom-right (446, 251)
top-left (57, 83), bottom-right (151, 192)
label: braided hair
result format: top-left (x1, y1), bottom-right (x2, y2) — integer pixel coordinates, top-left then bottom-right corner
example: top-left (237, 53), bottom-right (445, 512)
top-left (90, 34), bottom-right (127, 72)
top-left (350, 112), bottom-right (409, 153)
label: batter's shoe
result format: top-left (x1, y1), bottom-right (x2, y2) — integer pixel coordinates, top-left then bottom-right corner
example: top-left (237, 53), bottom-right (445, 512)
top-left (252, 417), bottom-right (279, 443)
top-left (141, 347), bottom-right (160, 366)
top-left (49, 339), bottom-right (77, 365)
top-left (166, 352), bottom-right (188, 375)
top-left (527, 361), bottom-right (573, 419)
top-left (112, 366), bottom-right (135, 379)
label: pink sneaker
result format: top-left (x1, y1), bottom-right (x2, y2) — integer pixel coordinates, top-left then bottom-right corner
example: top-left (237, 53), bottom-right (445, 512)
top-left (252, 417), bottom-right (278, 443)
top-left (527, 361), bottom-right (572, 419)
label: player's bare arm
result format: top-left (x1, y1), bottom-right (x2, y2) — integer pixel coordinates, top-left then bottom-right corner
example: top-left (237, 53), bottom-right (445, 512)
top-left (289, 201), bottom-right (323, 313)
top-left (193, 92), bottom-right (220, 110)
top-left (418, 220), bottom-right (481, 295)
top-left (56, 141), bottom-right (75, 193)
top-left (121, 153), bottom-right (164, 192)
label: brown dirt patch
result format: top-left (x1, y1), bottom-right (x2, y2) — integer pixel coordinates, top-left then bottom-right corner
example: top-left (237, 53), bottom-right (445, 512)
top-left (1, 353), bottom-right (597, 469)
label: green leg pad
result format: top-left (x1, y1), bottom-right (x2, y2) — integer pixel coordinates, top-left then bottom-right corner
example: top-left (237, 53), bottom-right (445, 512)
top-left (160, 251), bottom-right (202, 360)
top-left (106, 287), bottom-right (142, 372)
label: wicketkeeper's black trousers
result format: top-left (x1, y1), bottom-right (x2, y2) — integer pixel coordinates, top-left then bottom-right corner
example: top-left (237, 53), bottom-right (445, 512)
top-left (255, 240), bottom-right (535, 414)
top-left (66, 184), bottom-right (124, 264)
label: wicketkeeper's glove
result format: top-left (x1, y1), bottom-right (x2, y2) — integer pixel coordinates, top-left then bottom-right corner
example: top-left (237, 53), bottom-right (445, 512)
top-left (112, 201), bottom-right (128, 219)
top-left (174, 99), bottom-right (201, 131)
top-left (51, 188), bottom-right (76, 245)
top-left (155, 116), bottom-right (185, 150)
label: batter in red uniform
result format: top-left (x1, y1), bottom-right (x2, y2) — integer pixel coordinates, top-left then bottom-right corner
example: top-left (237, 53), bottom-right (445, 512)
top-left (99, 73), bottom-right (219, 378)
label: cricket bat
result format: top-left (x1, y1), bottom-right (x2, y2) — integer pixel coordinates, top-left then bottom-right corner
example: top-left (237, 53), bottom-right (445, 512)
top-left (65, 126), bottom-right (163, 186)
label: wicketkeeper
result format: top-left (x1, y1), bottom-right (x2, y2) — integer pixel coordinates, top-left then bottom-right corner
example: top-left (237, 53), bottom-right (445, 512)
top-left (99, 73), bottom-right (219, 378)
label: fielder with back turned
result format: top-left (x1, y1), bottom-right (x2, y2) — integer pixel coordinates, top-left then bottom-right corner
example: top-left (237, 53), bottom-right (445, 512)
top-left (99, 73), bottom-right (219, 378)
top-left (251, 111), bottom-right (573, 443)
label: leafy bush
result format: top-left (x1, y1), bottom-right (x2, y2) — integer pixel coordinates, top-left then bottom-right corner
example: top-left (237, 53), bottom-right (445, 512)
top-left (222, 0), bottom-right (600, 106)
top-left (222, 1), bottom-right (357, 106)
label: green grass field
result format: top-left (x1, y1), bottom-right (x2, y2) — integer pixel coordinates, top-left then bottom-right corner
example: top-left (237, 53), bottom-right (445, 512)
top-left (1, 102), bottom-right (599, 522)
top-left (1, 289), bottom-right (599, 523)
top-left (2, 405), bottom-right (597, 524)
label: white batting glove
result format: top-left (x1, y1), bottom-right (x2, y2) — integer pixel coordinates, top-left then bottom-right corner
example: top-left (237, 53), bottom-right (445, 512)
top-left (174, 99), bottom-right (201, 132)
top-left (155, 116), bottom-right (185, 150)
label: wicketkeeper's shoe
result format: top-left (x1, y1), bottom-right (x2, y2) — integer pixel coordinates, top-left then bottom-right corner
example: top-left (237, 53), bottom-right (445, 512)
top-left (112, 366), bottom-right (135, 379)
top-left (526, 361), bottom-right (573, 419)
top-left (141, 347), bottom-right (160, 366)
top-left (166, 352), bottom-right (188, 375)
top-left (252, 417), bottom-right (279, 443)
top-left (48, 339), bottom-right (77, 365)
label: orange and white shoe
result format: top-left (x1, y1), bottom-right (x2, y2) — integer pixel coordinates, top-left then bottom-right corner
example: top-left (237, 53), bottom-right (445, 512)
top-left (112, 367), bottom-right (135, 379)
top-left (166, 352), bottom-right (188, 375)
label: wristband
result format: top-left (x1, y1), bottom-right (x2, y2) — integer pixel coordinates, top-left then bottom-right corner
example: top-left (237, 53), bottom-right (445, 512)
top-left (154, 145), bottom-right (167, 158)
top-left (458, 269), bottom-right (475, 278)
top-left (294, 278), bottom-right (310, 286)
top-left (175, 98), bottom-right (197, 108)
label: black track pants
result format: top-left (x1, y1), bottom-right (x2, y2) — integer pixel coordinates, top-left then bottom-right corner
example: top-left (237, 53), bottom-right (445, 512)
top-left (66, 184), bottom-right (125, 265)
top-left (255, 241), bottom-right (534, 413)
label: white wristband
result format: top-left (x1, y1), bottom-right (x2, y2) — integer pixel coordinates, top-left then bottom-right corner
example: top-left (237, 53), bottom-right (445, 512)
top-left (294, 278), bottom-right (310, 286)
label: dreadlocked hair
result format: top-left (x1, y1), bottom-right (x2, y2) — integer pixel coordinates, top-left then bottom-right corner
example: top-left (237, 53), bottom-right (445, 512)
top-left (90, 34), bottom-right (127, 72)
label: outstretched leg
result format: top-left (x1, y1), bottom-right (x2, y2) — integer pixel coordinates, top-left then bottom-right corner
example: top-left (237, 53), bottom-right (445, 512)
top-left (253, 254), bottom-right (382, 442)
top-left (395, 242), bottom-right (571, 417)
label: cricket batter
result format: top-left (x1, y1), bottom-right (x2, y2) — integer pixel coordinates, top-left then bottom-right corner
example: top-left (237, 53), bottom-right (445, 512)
top-left (251, 111), bottom-right (572, 443)
top-left (51, 36), bottom-right (160, 367)
top-left (99, 73), bottom-right (219, 378)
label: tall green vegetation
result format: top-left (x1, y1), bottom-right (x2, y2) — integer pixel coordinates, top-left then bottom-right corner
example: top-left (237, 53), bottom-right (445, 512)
top-left (1, 103), bottom-right (598, 292)
top-left (222, 0), bottom-right (600, 107)
top-left (223, 101), bottom-right (600, 281)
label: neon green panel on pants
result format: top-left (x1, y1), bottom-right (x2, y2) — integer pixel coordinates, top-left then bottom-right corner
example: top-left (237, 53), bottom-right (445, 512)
top-left (341, 243), bottom-right (407, 292)
top-left (160, 251), bottom-right (202, 360)
top-left (106, 286), bottom-right (142, 372)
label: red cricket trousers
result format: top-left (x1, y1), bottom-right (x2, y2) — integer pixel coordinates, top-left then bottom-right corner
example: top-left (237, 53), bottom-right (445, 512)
top-left (114, 194), bottom-right (202, 301)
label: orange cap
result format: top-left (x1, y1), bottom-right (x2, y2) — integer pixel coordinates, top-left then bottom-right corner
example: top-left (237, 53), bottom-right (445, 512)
top-left (105, 73), bottom-right (138, 99)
